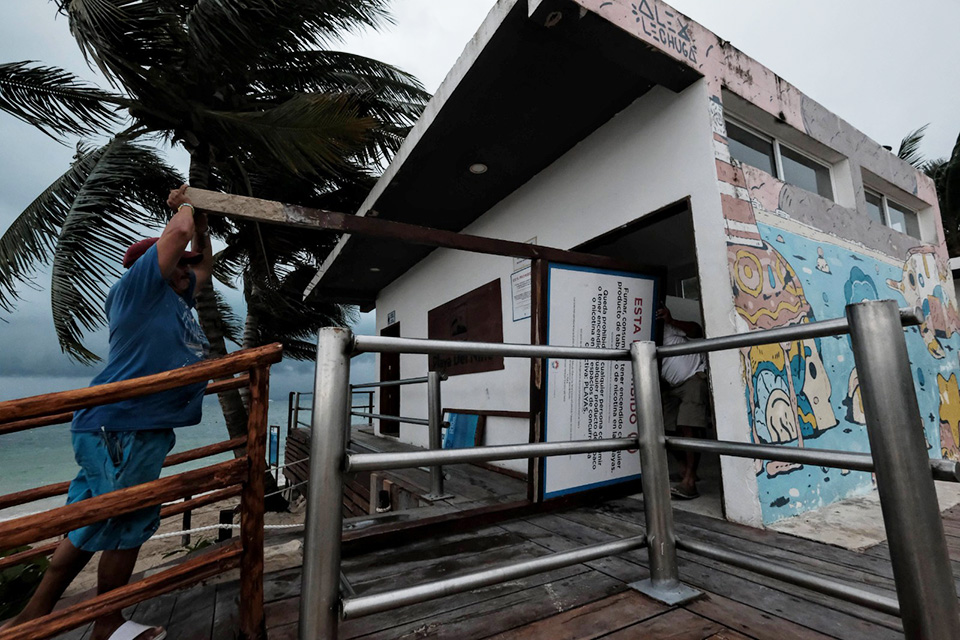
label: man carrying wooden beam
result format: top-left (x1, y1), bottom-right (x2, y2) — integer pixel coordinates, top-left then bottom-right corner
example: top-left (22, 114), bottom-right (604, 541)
top-left (1, 186), bottom-right (212, 640)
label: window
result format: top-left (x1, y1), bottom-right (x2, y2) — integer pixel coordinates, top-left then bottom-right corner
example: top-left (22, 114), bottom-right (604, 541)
top-left (680, 276), bottom-right (700, 301)
top-left (725, 119), bottom-right (834, 201)
top-left (726, 122), bottom-right (776, 176)
top-left (864, 188), bottom-right (921, 238)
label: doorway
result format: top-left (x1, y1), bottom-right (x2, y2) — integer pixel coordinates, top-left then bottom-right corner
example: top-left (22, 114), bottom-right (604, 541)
top-left (379, 322), bottom-right (401, 437)
top-left (575, 200), bottom-right (723, 519)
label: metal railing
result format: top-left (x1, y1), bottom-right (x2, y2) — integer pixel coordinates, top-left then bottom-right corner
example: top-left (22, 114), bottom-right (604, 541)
top-left (350, 389), bottom-right (374, 425)
top-left (288, 391), bottom-right (313, 434)
top-left (348, 374), bottom-right (452, 501)
top-left (297, 301), bottom-right (960, 639)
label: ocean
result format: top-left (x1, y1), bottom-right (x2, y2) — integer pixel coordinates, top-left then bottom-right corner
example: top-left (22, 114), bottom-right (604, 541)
top-left (0, 397), bottom-right (295, 522)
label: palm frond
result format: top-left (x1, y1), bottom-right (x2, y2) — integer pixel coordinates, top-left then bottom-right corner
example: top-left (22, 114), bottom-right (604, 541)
top-left (198, 94), bottom-right (375, 176)
top-left (897, 124), bottom-right (928, 168)
top-left (184, 0), bottom-right (393, 69)
top-left (213, 286), bottom-right (243, 346)
top-left (0, 61), bottom-right (122, 140)
top-left (63, 0), bottom-right (181, 91)
top-left (247, 266), bottom-right (354, 359)
top-left (945, 132), bottom-right (960, 222)
top-left (212, 244), bottom-right (246, 289)
top-left (253, 51), bottom-right (429, 110)
top-left (2, 138), bottom-right (182, 363)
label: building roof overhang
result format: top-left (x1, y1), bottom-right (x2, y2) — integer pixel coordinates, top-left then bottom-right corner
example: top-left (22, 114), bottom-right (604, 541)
top-left (308, 0), bottom-right (702, 310)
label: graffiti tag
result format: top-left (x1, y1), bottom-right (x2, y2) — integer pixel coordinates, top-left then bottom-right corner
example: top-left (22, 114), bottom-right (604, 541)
top-left (631, 0), bottom-right (698, 64)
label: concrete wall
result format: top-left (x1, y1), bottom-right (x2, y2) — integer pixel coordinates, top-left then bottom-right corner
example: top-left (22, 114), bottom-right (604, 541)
top-left (575, 0), bottom-right (957, 525)
top-left (375, 80), bottom-right (722, 475)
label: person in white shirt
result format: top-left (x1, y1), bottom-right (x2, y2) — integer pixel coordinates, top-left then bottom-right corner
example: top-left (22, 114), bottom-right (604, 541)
top-left (657, 304), bottom-right (708, 500)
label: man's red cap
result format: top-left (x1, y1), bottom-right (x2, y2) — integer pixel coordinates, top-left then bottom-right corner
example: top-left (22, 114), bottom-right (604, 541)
top-left (122, 237), bottom-right (203, 269)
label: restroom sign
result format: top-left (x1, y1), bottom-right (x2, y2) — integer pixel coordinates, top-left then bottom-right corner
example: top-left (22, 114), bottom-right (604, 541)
top-left (542, 264), bottom-right (657, 499)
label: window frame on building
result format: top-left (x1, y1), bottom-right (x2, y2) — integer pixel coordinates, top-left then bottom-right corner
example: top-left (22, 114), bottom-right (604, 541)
top-left (863, 187), bottom-right (921, 239)
top-left (724, 116), bottom-right (836, 202)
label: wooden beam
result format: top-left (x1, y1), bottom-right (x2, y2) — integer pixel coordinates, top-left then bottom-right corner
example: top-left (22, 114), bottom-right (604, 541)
top-left (0, 486), bottom-right (245, 570)
top-left (0, 344), bottom-right (281, 424)
top-left (240, 366), bottom-right (268, 640)
top-left (0, 375), bottom-right (249, 436)
top-left (186, 188), bottom-right (652, 283)
top-left (0, 459), bottom-right (247, 549)
top-left (0, 542), bottom-right (242, 640)
top-left (160, 485), bottom-right (242, 519)
top-left (0, 437), bottom-right (247, 512)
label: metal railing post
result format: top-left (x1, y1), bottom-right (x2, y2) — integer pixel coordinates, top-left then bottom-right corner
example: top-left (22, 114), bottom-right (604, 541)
top-left (287, 391), bottom-right (295, 435)
top-left (423, 371), bottom-right (453, 501)
top-left (846, 300), bottom-right (960, 638)
top-left (293, 392), bottom-right (301, 432)
top-left (627, 341), bottom-right (701, 604)
top-left (300, 328), bottom-right (353, 640)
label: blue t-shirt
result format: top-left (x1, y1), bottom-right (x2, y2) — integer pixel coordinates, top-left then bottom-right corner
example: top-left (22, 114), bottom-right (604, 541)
top-left (72, 244), bottom-right (210, 432)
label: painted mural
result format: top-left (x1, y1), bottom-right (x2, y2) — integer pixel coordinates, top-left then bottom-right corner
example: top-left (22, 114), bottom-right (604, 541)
top-left (726, 199), bottom-right (960, 522)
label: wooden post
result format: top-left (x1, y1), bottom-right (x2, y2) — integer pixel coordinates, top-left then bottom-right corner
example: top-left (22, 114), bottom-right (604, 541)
top-left (239, 366), bottom-right (268, 640)
top-left (181, 496), bottom-right (191, 547)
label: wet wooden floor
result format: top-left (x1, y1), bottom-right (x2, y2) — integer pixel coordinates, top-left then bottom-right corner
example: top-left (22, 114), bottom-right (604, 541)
top-left (53, 499), bottom-right (960, 639)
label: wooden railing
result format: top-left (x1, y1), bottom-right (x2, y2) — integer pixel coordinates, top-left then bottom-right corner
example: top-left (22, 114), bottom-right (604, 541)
top-left (0, 343), bottom-right (283, 640)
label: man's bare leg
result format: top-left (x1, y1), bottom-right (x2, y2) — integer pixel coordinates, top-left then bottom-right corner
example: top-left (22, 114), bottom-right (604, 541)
top-left (0, 538), bottom-right (92, 629)
top-left (90, 547), bottom-right (162, 640)
top-left (677, 424), bottom-right (701, 497)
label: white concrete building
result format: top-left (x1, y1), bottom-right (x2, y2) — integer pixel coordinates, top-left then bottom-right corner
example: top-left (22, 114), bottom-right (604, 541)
top-left (308, 0), bottom-right (955, 527)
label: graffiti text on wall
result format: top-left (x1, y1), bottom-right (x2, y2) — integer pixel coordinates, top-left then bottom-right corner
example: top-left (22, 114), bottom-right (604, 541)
top-left (630, 0), bottom-right (697, 64)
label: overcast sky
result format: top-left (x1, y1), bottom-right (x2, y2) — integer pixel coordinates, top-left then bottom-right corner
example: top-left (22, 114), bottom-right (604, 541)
top-left (1, 0), bottom-right (957, 400)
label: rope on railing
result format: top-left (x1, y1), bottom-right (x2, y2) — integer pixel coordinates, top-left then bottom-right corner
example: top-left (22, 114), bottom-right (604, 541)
top-left (151, 522), bottom-right (303, 539)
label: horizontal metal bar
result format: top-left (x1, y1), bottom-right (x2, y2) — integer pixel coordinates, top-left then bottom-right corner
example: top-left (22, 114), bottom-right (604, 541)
top-left (658, 307), bottom-right (921, 358)
top-left (930, 458), bottom-right (960, 482)
top-left (677, 537), bottom-right (900, 616)
top-left (353, 335), bottom-right (630, 360)
top-left (666, 437), bottom-right (960, 482)
top-left (341, 534), bottom-right (647, 619)
top-left (345, 437), bottom-right (638, 472)
top-left (665, 437), bottom-right (874, 472)
top-left (351, 376), bottom-right (429, 390)
top-left (352, 309), bottom-right (920, 361)
top-left (350, 411), bottom-right (429, 426)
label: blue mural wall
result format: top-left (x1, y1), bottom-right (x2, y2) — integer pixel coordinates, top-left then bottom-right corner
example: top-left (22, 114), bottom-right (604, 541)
top-left (735, 224), bottom-right (960, 524)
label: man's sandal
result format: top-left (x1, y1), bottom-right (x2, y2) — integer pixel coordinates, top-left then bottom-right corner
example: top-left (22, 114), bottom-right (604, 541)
top-left (107, 621), bottom-right (166, 640)
top-left (670, 485), bottom-right (700, 500)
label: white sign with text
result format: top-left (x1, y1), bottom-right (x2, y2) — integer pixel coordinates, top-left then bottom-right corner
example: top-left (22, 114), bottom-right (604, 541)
top-left (543, 264), bottom-right (657, 499)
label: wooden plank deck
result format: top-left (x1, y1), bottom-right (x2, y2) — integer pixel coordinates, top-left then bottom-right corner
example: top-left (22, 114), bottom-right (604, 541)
top-left (50, 499), bottom-right (960, 639)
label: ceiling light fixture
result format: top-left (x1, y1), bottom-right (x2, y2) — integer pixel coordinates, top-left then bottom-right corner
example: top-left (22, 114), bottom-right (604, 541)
top-left (469, 163), bottom-right (488, 175)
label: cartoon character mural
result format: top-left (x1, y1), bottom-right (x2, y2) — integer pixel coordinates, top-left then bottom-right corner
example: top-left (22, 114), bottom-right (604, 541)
top-left (730, 239), bottom-right (838, 478)
top-left (886, 246), bottom-right (960, 359)
top-left (939, 371), bottom-right (960, 459)
top-left (841, 267), bottom-right (879, 425)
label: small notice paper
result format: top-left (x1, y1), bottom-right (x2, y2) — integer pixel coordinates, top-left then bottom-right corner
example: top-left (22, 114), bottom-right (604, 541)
top-left (511, 267), bottom-right (532, 321)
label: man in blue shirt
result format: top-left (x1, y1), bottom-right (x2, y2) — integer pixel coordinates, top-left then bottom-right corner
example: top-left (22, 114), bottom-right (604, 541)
top-left (3, 185), bottom-right (212, 640)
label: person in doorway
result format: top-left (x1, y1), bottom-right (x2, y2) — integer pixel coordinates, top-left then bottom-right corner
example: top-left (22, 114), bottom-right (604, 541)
top-left (657, 304), bottom-right (709, 500)
top-left (1, 185), bottom-right (212, 640)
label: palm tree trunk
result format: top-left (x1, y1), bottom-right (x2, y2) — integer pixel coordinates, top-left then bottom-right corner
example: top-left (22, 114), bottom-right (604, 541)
top-left (189, 147), bottom-right (288, 511)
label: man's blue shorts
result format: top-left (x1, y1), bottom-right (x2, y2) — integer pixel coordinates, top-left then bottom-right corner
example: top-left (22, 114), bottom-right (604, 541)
top-left (66, 429), bottom-right (176, 552)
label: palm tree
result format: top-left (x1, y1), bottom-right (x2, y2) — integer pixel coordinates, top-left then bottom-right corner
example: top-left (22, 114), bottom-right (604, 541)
top-left (0, 1), bottom-right (429, 508)
top-left (897, 126), bottom-right (960, 256)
